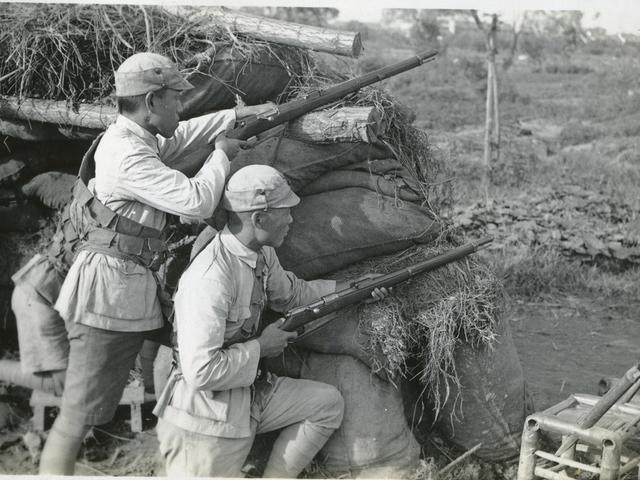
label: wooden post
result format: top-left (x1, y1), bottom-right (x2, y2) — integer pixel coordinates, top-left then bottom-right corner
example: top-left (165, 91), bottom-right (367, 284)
top-left (472, 11), bottom-right (501, 185)
top-left (193, 7), bottom-right (362, 58)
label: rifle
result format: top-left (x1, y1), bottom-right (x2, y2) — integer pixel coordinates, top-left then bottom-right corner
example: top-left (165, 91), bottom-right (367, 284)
top-left (228, 49), bottom-right (438, 140)
top-left (282, 236), bottom-right (493, 335)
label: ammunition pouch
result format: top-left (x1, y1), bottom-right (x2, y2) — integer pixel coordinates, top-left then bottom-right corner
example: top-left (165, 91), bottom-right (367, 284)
top-left (70, 134), bottom-right (169, 272)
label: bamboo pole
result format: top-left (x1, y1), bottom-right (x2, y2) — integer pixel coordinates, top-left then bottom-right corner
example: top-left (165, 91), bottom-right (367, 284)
top-left (0, 96), bottom-right (115, 130)
top-left (194, 7), bottom-right (362, 57)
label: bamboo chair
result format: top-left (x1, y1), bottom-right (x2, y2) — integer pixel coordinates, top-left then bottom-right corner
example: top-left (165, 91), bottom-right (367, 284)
top-left (516, 364), bottom-right (640, 480)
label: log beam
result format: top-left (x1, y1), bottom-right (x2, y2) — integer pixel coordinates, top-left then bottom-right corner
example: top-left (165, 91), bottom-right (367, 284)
top-left (285, 106), bottom-right (387, 143)
top-left (0, 117), bottom-right (100, 141)
top-left (0, 96), bottom-right (115, 131)
top-left (195, 7), bottom-right (362, 58)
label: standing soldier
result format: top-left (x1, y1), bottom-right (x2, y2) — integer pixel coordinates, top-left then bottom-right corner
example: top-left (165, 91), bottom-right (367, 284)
top-left (153, 165), bottom-right (388, 477)
top-left (38, 52), bottom-right (249, 474)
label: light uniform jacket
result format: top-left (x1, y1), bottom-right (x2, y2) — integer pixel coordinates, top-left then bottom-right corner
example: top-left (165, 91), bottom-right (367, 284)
top-left (153, 226), bottom-right (336, 438)
top-left (55, 112), bottom-right (236, 332)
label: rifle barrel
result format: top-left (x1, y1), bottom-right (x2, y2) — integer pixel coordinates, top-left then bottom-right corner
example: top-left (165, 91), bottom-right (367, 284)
top-left (280, 236), bottom-right (492, 332)
top-left (229, 50), bottom-right (438, 140)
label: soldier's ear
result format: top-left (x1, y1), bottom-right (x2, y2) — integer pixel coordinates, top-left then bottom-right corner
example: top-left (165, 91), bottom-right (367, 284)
top-left (144, 92), bottom-right (155, 113)
top-left (251, 211), bottom-right (265, 229)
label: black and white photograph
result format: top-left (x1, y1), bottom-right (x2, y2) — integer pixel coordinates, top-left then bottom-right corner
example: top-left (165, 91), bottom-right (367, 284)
top-left (0, 0), bottom-right (639, 478)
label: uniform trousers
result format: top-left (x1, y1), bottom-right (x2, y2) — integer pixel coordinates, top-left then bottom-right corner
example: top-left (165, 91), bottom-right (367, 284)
top-left (156, 375), bottom-right (344, 477)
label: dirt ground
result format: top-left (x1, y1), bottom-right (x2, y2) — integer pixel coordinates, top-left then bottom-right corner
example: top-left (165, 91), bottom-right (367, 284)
top-left (511, 297), bottom-right (640, 412)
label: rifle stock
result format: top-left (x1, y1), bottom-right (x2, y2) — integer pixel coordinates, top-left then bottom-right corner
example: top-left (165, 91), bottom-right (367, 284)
top-left (228, 49), bottom-right (438, 141)
top-left (281, 236), bottom-right (493, 332)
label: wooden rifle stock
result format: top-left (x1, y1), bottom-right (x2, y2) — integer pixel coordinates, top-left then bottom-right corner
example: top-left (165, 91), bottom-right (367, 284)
top-left (227, 49), bottom-right (438, 140)
top-left (280, 236), bottom-right (493, 332)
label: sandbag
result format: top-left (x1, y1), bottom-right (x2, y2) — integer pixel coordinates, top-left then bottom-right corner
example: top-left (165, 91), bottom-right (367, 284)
top-left (300, 352), bottom-right (421, 477)
top-left (0, 159), bottom-right (26, 187)
top-left (344, 158), bottom-right (424, 189)
top-left (299, 169), bottom-right (423, 203)
top-left (181, 46), bottom-right (299, 118)
top-left (433, 313), bottom-right (527, 461)
top-left (21, 172), bottom-right (75, 209)
top-left (277, 187), bottom-right (441, 279)
top-left (231, 137), bottom-right (390, 192)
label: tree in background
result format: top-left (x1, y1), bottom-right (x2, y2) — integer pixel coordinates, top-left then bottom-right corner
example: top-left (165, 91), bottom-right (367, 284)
top-left (381, 9), bottom-right (451, 48)
top-left (471, 10), bottom-right (500, 188)
top-left (239, 7), bottom-right (339, 27)
top-left (503, 11), bottom-right (527, 70)
top-left (524, 11), bottom-right (587, 47)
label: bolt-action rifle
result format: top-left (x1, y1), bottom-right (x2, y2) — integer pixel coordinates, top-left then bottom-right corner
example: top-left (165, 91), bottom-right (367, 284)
top-left (227, 49), bottom-right (439, 141)
top-left (281, 236), bottom-right (493, 336)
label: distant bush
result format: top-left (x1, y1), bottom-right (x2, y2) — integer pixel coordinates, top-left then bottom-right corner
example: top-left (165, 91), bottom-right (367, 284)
top-left (455, 56), bottom-right (487, 83)
top-left (341, 20), bottom-right (370, 41)
top-left (519, 34), bottom-right (546, 63)
top-left (559, 120), bottom-right (602, 146)
top-left (499, 83), bottom-right (531, 105)
top-left (446, 28), bottom-right (487, 52)
top-left (544, 63), bottom-right (594, 74)
top-left (358, 55), bottom-right (389, 74)
top-left (497, 247), bottom-right (584, 300)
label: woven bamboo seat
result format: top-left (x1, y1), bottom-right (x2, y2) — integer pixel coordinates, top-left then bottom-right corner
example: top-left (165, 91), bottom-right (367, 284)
top-left (517, 369), bottom-right (640, 480)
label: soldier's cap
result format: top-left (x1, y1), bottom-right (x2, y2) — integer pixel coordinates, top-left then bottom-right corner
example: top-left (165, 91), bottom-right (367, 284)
top-left (114, 52), bottom-right (194, 97)
top-left (223, 165), bottom-right (300, 212)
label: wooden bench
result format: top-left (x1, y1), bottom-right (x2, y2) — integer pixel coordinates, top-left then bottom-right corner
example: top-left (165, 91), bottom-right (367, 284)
top-left (29, 383), bottom-right (146, 433)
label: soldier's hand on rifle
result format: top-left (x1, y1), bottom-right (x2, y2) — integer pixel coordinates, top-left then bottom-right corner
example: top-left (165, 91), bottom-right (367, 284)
top-left (257, 318), bottom-right (298, 358)
top-left (357, 273), bottom-right (391, 304)
top-left (214, 133), bottom-right (256, 161)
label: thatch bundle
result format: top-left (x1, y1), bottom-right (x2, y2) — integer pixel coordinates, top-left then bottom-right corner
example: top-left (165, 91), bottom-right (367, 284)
top-left (330, 240), bottom-right (504, 411)
top-left (0, 3), bottom-right (313, 105)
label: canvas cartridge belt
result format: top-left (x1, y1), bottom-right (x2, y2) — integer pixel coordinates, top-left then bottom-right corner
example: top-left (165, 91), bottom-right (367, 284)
top-left (72, 179), bottom-right (169, 271)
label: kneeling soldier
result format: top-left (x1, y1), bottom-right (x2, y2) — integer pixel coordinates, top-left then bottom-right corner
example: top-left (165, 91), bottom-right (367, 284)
top-left (154, 165), bottom-right (388, 477)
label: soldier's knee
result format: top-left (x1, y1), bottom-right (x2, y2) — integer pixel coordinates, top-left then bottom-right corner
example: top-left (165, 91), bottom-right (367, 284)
top-left (314, 383), bottom-right (344, 429)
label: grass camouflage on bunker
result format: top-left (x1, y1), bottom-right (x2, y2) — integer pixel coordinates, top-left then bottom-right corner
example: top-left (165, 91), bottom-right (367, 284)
top-left (0, 3), bottom-right (312, 104)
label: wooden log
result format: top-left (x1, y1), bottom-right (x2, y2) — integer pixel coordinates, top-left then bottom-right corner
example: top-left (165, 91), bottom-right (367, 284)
top-left (0, 117), bottom-right (100, 141)
top-left (285, 106), bottom-right (387, 144)
top-left (0, 118), bottom-right (61, 141)
top-left (0, 95), bottom-right (115, 130)
top-left (194, 7), bottom-right (362, 58)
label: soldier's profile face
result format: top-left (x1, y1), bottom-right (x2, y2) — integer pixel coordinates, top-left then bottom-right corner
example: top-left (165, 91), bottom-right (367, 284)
top-left (259, 207), bottom-right (293, 248)
top-left (152, 88), bottom-right (182, 138)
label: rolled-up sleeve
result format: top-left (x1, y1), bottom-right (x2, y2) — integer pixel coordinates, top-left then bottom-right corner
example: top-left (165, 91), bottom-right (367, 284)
top-left (264, 248), bottom-right (336, 313)
top-left (158, 110), bottom-right (237, 165)
top-left (118, 149), bottom-right (229, 220)
top-left (174, 278), bottom-right (260, 392)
